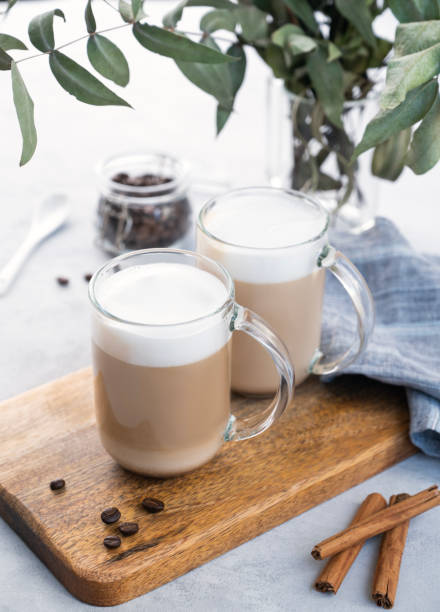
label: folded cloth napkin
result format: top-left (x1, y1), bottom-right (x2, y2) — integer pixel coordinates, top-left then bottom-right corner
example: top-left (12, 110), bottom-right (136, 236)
top-left (321, 217), bottom-right (440, 457)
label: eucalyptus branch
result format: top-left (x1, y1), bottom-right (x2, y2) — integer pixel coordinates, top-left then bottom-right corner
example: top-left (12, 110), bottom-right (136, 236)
top-left (101, 0), bottom-right (120, 13)
top-left (15, 23), bottom-right (131, 64)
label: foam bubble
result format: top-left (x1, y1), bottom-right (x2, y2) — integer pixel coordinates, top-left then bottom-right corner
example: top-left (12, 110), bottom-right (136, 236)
top-left (198, 191), bottom-right (328, 283)
top-left (92, 263), bottom-right (231, 367)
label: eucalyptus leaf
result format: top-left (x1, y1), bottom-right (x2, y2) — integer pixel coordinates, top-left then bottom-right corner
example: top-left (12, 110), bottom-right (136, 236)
top-left (132, 0), bottom-right (143, 20)
top-left (306, 46), bottom-right (343, 128)
top-left (0, 47), bottom-right (12, 70)
top-left (85, 0), bottom-right (96, 34)
top-left (200, 10), bottom-right (236, 34)
top-left (175, 37), bottom-right (233, 110)
top-left (388, 0), bottom-right (439, 23)
top-left (281, 0), bottom-right (318, 34)
top-left (87, 34), bottom-right (129, 87)
top-left (235, 6), bottom-right (268, 43)
top-left (28, 9), bottom-right (65, 53)
top-left (49, 51), bottom-right (131, 107)
top-left (354, 80), bottom-right (437, 157)
top-left (0, 34), bottom-right (27, 51)
top-left (327, 42), bottom-right (342, 62)
top-left (163, 0), bottom-right (235, 29)
top-left (381, 42), bottom-right (440, 110)
top-left (369, 37), bottom-right (392, 68)
top-left (407, 93), bottom-right (440, 174)
top-left (394, 22), bottom-right (440, 58)
top-left (4, 0), bottom-right (18, 15)
top-left (259, 43), bottom-right (289, 78)
top-left (272, 24), bottom-right (316, 54)
top-left (216, 106), bottom-right (230, 134)
top-left (11, 61), bottom-right (37, 166)
top-left (133, 23), bottom-right (236, 63)
top-left (335, 0), bottom-right (375, 48)
top-left (119, 0), bottom-right (134, 23)
top-left (372, 129), bottom-right (411, 180)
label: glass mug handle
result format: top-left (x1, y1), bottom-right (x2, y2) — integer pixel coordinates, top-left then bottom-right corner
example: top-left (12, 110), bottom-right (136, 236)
top-left (311, 245), bottom-right (375, 376)
top-left (224, 305), bottom-right (294, 442)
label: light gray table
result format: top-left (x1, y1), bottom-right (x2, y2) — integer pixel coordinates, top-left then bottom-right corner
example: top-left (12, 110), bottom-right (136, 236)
top-left (1, 2), bottom-right (439, 610)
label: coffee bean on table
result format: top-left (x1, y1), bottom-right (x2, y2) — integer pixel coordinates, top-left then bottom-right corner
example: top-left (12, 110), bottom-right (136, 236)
top-left (141, 498), bottom-right (164, 513)
top-left (118, 522), bottom-right (139, 536)
top-left (103, 536), bottom-right (121, 549)
top-left (101, 507), bottom-right (121, 524)
top-left (56, 277), bottom-right (69, 286)
top-left (84, 273), bottom-right (92, 282)
top-left (50, 479), bottom-right (65, 491)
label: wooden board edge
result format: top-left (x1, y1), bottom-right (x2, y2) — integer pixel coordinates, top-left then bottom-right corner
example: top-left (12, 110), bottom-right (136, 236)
top-left (0, 430), bottom-right (414, 606)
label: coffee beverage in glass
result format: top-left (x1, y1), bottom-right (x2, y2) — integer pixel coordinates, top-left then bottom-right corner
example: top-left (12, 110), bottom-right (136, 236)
top-left (197, 187), bottom-right (374, 395)
top-left (89, 249), bottom-right (293, 477)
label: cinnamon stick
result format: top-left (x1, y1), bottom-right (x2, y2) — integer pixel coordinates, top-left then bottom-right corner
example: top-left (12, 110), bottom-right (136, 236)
top-left (311, 485), bottom-right (439, 561)
top-left (372, 494), bottom-right (410, 609)
top-left (315, 493), bottom-right (387, 594)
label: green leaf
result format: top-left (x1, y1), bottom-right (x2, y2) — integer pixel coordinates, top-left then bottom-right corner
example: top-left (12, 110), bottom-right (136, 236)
top-left (85, 0), bottom-right (96, 34)
top-left (163, 0), bottom-right (235, 28)
top-left (381, 42), bottom-right (440, 110)
top-left (354, 80), bottom-right (437, 157)
top-left (200, 10), bottom-right (236, 34)
top-left (369, 36), bottom-right (392, 68)
top-left (216, 43), bottom-right (246, 134)
top-left (28, 9), bottom-right (65, 53)
top-left (0, 34), bottom-right (27, 51)
top-left (4, 0), bottom-right (18, 15)
top-left (327, 42), bottom-right (342, 62)
top-left (271, 24), bottom-right (316, 54)
top-left (407, 93), bottom-right (440, 174)
top-left (306, 46), bottom-right (343, 128)
top-left (119, 0), bottom-right (134, 23)
top-left (235, 6), bottom-right (268, 43)
top-left (259, 43), bottom-right (289, 78)
top-left (394, 22), bottom-right (440, 58)
top-left (87, 34), bottom-right (129, 87)
top-left (175, 36), bottom-right (233, 110)
top-left (335, 0), bottom-right (375, 47)
top-left (132, 0), bottom-right (143, 20)
top-left (281, 0), bottom-right (318, 34)
top-left (133, 23), bottom-right (236, 63)
top-left (0, 47), bottom-right (12, 70)
top-left (11, 61), bottom-right (37, 166)
top-left (388, 0), bottom-right (440, 22)
top-left (372, 129), bottom-right (412, 181)
top-left (49, 50), bottom-right (131, 107)
top-left (216, 106), bottom-right (230, 134)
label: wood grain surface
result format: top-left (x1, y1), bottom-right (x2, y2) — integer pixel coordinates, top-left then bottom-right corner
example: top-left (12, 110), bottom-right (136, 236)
top-left (0, 369), bottom-right (416, 606)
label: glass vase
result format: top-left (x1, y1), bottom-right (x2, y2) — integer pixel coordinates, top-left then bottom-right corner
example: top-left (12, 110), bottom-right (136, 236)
top-left (266, 78), bottom-right (380, 234)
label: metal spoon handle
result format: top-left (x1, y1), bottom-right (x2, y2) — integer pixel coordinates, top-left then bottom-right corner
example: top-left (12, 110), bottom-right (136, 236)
top-left (0, 236), bottom-right (36, 296)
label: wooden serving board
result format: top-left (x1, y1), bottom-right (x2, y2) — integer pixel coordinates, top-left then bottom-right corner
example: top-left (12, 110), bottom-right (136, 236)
top-left (0, 369), bottom-right (415, 606)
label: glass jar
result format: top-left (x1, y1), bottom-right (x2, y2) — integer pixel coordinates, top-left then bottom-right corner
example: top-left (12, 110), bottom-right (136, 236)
top-left (96, 152), bottom-right (192, 254)
top-left (266, 78), bottom-right (380, 234)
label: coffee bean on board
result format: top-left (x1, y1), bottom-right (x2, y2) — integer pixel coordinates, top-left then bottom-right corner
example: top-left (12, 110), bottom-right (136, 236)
top-left (56, 277), bottom-right (69, 286)
top-left (101, 507), bottom-right (121, 524)
top-left (141, 498), bottom-right (164, 513)
top-left (118, 522), bottom-right (139, 536)
top-left (103, 536), bottom-right (121, 549)
top-left (84, 273), bottom-right (92, 282)
top-left (50, 479), bottom-right (65, 491)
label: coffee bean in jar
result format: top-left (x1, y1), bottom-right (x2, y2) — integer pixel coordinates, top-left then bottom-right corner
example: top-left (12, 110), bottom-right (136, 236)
top-left (96, 153), bottom-right (192, 254)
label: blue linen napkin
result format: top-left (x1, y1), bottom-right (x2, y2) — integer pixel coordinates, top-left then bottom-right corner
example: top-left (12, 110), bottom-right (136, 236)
top-left (321, 217), bottom-right (440, 457)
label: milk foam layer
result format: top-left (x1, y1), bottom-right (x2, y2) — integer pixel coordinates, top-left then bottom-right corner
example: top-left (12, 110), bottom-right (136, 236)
top-left (92, 263), bottom-right (231, 367)
top-left (198, 191), bottom-right (328, 283)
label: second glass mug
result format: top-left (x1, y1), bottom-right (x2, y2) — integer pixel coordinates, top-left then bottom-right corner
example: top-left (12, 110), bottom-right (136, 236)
top-left (197, 187), bottom-right (375, 395)
top-left (89, 249), bottom-right (293, 477)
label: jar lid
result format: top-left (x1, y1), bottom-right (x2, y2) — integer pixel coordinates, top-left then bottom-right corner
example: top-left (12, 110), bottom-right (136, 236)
top-left (97, 152), bottom-right (190, 205)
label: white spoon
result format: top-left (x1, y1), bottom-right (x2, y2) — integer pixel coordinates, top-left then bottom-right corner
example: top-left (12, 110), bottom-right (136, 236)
top-left (0, 193), bottom-right (69, 296)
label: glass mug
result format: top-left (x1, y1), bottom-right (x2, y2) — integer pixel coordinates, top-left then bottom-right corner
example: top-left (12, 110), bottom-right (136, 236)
top-left (89, 249), bottom-right (294, 477)
top-left (197, 187), bottom-right (374, 395)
